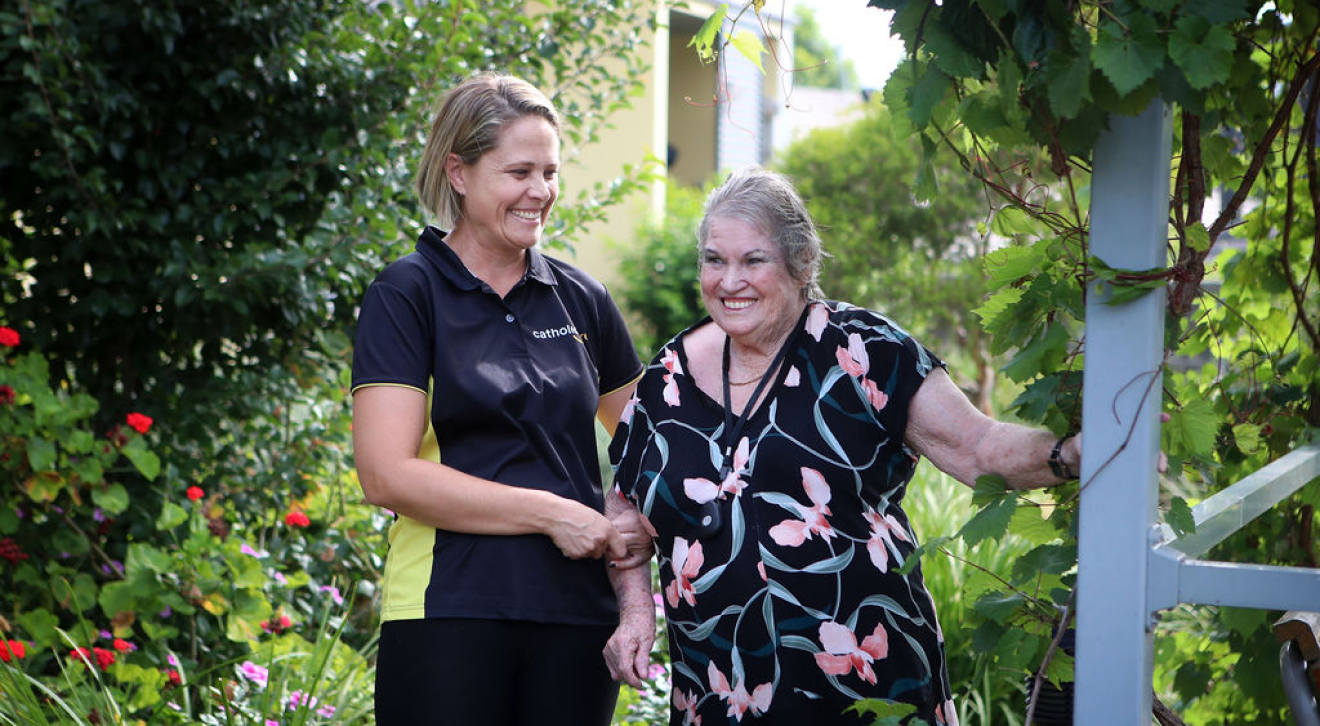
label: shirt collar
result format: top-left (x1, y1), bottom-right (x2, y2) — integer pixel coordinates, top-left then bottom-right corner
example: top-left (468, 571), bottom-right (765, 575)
top-left (416, 226), bottom-right (557, 291)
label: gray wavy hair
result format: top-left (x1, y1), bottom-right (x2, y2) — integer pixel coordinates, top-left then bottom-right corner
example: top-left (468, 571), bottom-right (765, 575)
top-left (697, 166), bottom-right (826, 300)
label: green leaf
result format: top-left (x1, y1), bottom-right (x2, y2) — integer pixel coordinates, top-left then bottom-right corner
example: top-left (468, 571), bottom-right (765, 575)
top-left (847, 698), bottom-right (919, 726)
top-left (984, 244), bottom-right (1043, 288)
top-left (1093, 15), bottom-right (1165, 96)
top-left (1043, 650), bottom-right (1076, 688)
top-left (896, 535), bottom-right (951, 576)
top-left (1184, 221), bottom-right (1211, 253)
top-left (25, 437), bottom-right (57, 471)
top-left (1009, 505), bottom-right (1065, 545)
top-left (688, 5), bottom-right (727, 63)
top-left (122, 437), bottom-right (161, 480)
top-left (1165, 398), bottom-right (1218, 459)
top-left (729, 29), bottom-right (765, 73)
top-left (92, 483), bottom-right (130, 515)
top-left (99, 581), bottom-right (138, 619)
top-left (1166, 497), bottom-right (1196, 537)
top-left (972, 474), bottom-right (1008, 507)
top-left (883, 60), bottom-right (917, 139)
top-left (157, 500), bottom-right (188, 530)
top-left (1003, 322), bottom-right (1072, 383)
top-left (1169, 17), bottom-right (1235, 90)
top-left (1011, 544), bottom-right (1077, 585)
top-left (959, 495), bottom-right (1018, 548)
top-left (1187, 0), bottom-right (1251, 23)
top-left (925, 20), bottom-right (984, 78)
top-left (1045, 47), bottom-right (1093, 118)
top-left (974, 590), bottom-right (1025, 624)
top-left (907, 65), bottom-right (950, 130)
top-left (1231, 423), bottom-right (1262, 454)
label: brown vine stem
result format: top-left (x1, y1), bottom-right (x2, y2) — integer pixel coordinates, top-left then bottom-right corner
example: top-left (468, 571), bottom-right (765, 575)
top-left (1206, 49), bottom-right (1320, 245)
top-left (1024, 588), bottom-right (1076, 726)
top-left (1059, 363), bottom-right (1165, 507)
top-left (1284, 62), bottom-right (1320, 351)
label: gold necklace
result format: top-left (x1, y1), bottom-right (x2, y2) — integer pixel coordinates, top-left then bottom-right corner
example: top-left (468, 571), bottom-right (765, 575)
top-left (728, 372), bottom-right (766, 386)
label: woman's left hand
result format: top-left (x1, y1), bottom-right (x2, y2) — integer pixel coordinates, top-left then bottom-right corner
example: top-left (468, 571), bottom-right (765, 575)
top-left (603, 605), bottom-right (656, 688)
top-left (608, 494), bottom-right (657, 570)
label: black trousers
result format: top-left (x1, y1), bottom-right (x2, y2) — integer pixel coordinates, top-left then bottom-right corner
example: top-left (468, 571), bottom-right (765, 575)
top-left (375, 618), bottom-right (619, 726)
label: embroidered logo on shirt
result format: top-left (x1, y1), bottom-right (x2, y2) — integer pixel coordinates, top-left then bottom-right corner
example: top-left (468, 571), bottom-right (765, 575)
top-left (531, 324), bottom-right (588, 344)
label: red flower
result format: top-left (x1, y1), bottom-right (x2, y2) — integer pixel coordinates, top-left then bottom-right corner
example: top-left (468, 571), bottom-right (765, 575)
top-left (261, 614), bottom-right (294, 634)
top-left (284, 511), bottom-right (311, 528)
top-left (0, 537), bottom-right (28, 564)
top-left (112, 638), bottom-right (134, 652)
top-left (93, 647), bottom-right (115, 670)
top-left (166, 669), bottom-right (182, 687)
top-left (0, 640), bottom-right (25, 662)
top-left (185, 486), bottom-right (205, 501)
top-left (0, 327), bottom-right (19, 348)
top-left (125, 412), bottom-right (153, 434)
top-left (0, 385), bottom-right (14, 405)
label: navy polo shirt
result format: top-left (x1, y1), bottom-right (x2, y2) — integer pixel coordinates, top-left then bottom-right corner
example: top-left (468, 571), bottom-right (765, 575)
top-left (351, 226), bottom-right (643, 625)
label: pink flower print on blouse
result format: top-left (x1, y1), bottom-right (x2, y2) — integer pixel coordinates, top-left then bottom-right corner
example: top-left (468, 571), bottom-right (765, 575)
top-left (708, 660), bottom-right (772, 721)
top-left (684, 437), bottom-right (750, 503)
top-left (784, 365), bottom-right (801, 387)
top-left (665, 537), bottom-right (705, 608)
top-left (620, 393), bottom-right (638, 425)
top-left (936, 699), bottom-right (961, 726)
top-left (805, 302), bottom-right (828, 341)
top-left (673, 689), bottom-right (703, 726)
top-left (863, 509), bottom-right (910, 573)
top-left (662, 348), bottom-right (684, 407)
top-left (836, 333), bottom-right (889, 411)
top-left (813, 620), bottom-right (890, 684)
top-left (768, 467), bottom-right (836, 547)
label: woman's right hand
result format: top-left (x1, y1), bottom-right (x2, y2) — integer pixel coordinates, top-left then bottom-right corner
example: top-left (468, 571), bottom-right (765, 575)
top-left (544, 498), bottom-right (628, 561)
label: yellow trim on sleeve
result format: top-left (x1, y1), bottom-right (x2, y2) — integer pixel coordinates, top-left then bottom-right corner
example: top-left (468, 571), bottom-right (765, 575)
top-left (601, 371), bottom-right (644, 399)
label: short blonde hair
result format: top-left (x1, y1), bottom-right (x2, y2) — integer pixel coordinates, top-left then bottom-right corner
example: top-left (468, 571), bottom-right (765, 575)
top-left (415, 73), bottom-right (560, 230)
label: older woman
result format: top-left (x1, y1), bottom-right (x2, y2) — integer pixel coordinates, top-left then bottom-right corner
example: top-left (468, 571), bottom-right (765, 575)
top-left (351, 73), bottom-right (650, 726)
top-left (603, 167), bottom-right (1083, 725)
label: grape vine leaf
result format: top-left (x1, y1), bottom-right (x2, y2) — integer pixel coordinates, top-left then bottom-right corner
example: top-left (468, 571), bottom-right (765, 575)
top-left (1166, 496), bottom-right (1196, 537)
top-left (1045, 47), bottom-right (1093, 118)
top-left (1166, 398), bottom-right (1218, 459)
top-left (1093, 14), bottom-right (1165, 96)
top-left (960, 495), bottom-right (1018, 548)
top-left (688, 4), bottom-right (727, 63)
top-left (1169, 17), bottom-right (1235, 90)
top-left (729, 29), bottom-right (765, 72)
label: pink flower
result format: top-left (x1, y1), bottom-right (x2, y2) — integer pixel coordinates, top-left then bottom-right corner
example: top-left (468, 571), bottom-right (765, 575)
top-left (664, 537), bottom-right (704, 608)
top-left (284, 511), bottom-right (310, 528)
top-left (673, 688), bottom-right (703, 726)
top-left (767, 467), bottom-right (836, 547)
top-left (125, 412), bottom-right (152, 434)
top-left (620, 394), bottom-right (638, 425)
top-left (805, 303), bottom-right (828, 341)
top-left (185, 486), bottom-right (205, 501)
top-left (864, 509), bottom-right (910, 573)
top-left (684, 437), bottom-right (750, 503)
top-left (707, 659), bottom-right (772, 721)
top-left (0, 326), bottom-right (19, 348)
top-left (814, 620), bottom-right (889, 684)
top-left (239, 660), bottom-right (269, 688)
top-left (320, 585), bottom-right (344, 605)
top-left (661, 348), bottom-right (683, 407)
top-left (861, 378), bottom-right (889, 411)
top-left (836, 333), bottom-right (869, 377)
top-left (784, 366), bottom-right (801, 387)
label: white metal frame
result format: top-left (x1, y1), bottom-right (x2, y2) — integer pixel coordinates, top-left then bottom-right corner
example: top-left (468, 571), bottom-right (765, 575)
top-left (1074, 100), bottom-right (1320, 725)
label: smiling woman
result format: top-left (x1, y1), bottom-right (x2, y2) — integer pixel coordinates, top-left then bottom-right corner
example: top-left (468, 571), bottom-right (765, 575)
top-left (350, 73), bottom-right (651, 726)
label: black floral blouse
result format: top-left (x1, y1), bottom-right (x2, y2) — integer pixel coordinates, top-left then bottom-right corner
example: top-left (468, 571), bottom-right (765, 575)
top-left (610, 301), bottom-right (957, 725)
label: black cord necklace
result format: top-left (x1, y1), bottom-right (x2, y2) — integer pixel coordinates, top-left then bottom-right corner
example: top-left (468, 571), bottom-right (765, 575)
top-left (717, 306), bottom-right (808, 479)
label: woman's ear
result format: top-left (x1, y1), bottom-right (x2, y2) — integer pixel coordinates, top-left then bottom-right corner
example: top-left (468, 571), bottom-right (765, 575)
top-left (445, 153), bottom-right (467, 197)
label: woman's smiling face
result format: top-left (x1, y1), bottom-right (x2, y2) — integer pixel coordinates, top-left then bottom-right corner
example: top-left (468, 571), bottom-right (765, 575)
top-left (699, 216), bottom-right (804, 347)
top-left (449, 115), bottom-right (559, 253)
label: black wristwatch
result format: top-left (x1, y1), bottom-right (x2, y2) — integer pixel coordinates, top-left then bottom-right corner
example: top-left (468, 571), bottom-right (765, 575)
top-left (1049, 436), bottom-right (1077, 480)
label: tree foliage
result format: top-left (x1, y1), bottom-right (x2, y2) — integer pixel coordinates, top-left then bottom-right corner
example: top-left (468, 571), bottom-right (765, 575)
top-left (1, 0), bottom-right (652, 450)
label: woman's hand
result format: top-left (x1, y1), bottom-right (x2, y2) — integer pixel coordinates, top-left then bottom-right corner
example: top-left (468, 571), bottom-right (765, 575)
top-left (603, 605), bottom-right (656, 688)
top-left (544, 498), bottom-right (628, 561)
top-left (609, 500), bottom-right (657, 570)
